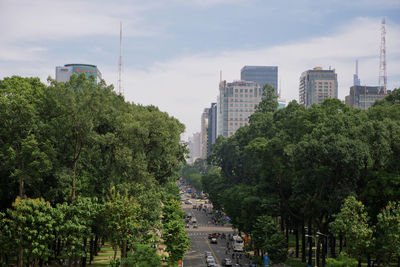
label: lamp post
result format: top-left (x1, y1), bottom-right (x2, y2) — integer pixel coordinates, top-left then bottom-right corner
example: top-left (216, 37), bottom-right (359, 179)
top-left (305, 234), bottom-right (317, 267)
top-left (317, 232), bottom-right (329, 258)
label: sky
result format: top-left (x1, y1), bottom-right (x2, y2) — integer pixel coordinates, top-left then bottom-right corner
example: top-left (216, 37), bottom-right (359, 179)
top-left (1, 0), bottom-right (400, 140)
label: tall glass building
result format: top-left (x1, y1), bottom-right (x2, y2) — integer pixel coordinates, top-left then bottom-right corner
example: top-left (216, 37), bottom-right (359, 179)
top-left (240, 66), bottom-right (278, 95)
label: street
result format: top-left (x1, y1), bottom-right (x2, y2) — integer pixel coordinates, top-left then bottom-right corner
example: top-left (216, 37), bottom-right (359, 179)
top-left (182, 197), bottom-right (251, 267)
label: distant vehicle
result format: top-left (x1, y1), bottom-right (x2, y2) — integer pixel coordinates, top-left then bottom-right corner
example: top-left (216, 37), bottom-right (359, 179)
top-left (193, 223), bottom-right (198, 228)
top-left (192, 205), bottom-right (197, 209)
top-left (191, 217), bottom-right (197, 224)
top-left (186, 213), bottom-right (192, 219)
top-left (232, 235), bottom-right (244, 252)
top-left (206, 256), bottom-right (214, 264)
top-left (204, 251), bottom-right (212, 258)
top-left (211, 237), bottom-right (218, 244)
top-left (185, 224), bottom-right (189, 228)
top-left (207, 259), bottom-right (216, 267)
top-left (184, 200), bottom-right (192, 204)
top-left (222, 258), bottom-right (233, 266)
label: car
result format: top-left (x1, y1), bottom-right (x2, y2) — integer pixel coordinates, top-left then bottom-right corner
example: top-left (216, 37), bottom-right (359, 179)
top-left (211, 237), bottom-right (218, 244)
top-left (204, 251), bottom-right (212, 258)
top-left (222, 258), bottom-right (233, 266)
top-left (192, 204), bottom-right (197, 209)
top-left (185, 224), bottom-right (189, 228)
top-left (207, 259), bottom-right (216, 267)
top-left (193, 223), bottom-right (198, 228)
top-left (206, 256), bottom-right (214, 264)
top-left (184, 200), bottom-right (192, 204)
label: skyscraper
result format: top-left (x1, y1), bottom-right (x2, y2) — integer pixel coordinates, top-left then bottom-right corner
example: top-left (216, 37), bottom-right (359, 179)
top-left (353, 60), bottom-right (361, 86)
top-left (55, 64), bottom-right (102, 84)
top-left (207, 103), bottom-right (217, 156)
top-left (217, 80), bottom-right (261, 137)
top-left (299, 67), bottom-right (338, 108)
top-left (200, 108), bottom-right (210, 159)
top-left (188, 132), bottom-right (201, 164)
top-left (240, 66), bottom-right (278, 95)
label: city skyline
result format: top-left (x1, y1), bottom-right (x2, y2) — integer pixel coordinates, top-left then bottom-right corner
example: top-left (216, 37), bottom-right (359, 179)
top-left (1, 0), bottom-right (400, 139)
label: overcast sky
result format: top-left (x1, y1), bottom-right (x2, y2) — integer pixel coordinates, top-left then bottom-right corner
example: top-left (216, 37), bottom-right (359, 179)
top-left (1, 0), bottom-right (400, 139)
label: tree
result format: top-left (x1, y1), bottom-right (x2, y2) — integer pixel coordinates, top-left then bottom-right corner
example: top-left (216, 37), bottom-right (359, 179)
top-left (375, 201), bottom-right (400, 266)
top-left (8, 197), bottom-right (55, 267)
top-left (330, 196), bottom-right (373, 266)
top-left (252, 215), bottom-right (287, 264)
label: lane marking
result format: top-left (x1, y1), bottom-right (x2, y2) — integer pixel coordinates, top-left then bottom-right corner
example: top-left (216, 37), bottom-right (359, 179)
top-left (206, 239), bottom-right (221, 266)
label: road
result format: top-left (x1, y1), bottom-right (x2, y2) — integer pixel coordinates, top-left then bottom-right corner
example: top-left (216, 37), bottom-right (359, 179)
top-left (182, 198), bottom-right (251, 267)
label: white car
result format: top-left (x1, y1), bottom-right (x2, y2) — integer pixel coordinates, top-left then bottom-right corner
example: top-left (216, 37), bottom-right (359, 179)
top-left (206, 256), bottom-right (214, 264)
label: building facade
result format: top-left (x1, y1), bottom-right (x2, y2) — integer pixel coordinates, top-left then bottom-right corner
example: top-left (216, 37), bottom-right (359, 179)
top-left (299, 67), bottom-right (338, 108)
top-left (217, 80), bottom-right (261, 138)
top-left (207, 103), bottom-right (217, 156)
top-left (240, 66), bottom-right (278, 95)
top-left (56, 64), bottom-right (102, 84)
top-left (188, 132), bottom-right (201, 164)
top-left (200, 108), bottom-right (210, 159)
top-left (345, 85), bottom-right (386, 110)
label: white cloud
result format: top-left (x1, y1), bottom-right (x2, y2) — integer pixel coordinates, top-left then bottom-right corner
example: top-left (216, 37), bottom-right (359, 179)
top-left (108, 17), bottom-right (400, 138)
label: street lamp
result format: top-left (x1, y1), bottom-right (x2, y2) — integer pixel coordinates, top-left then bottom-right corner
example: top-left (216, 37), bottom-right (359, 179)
top-left (305, 234), bottom-right (317, 267)
top-left (317, 231), bottom-right (329, 258)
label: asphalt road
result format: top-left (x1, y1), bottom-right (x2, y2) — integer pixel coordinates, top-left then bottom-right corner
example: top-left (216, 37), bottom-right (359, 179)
top-left (182, 198), bottom-right (251, 267)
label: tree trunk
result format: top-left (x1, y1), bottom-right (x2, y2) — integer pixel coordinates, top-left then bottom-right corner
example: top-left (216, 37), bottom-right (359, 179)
top-left (339, 235), bottom-right (343, 254)
top-left (19, 178), bottom-right (24, 199)
top-left (316, 235), bottom-right (320, 267)
top-left (302, 220), bottom-right (306, 262)
top-left (81, 238), bottom-right (87, 267)
top-left (308, 219), bottom-right (312, 267)
top-left (358, 259), bottom-right (361, 267)
top-left (295, 225), bottom-right (299, 258)
top-left (321, 235), bottom-right (326, 267)
top-left (89, 236), bottom-right (94, 264)
top-left (94, 235), bottom-right (99, 256)
top-left (17, 246), bottom-right (23, 267)
top-left (330, 236), bottom-right (336, 258)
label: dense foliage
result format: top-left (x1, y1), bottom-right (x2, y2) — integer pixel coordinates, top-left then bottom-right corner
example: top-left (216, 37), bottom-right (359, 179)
top-left (0, 75), bottom-right (188, 266)
top-left (200, 84), bottom-right (400, 267)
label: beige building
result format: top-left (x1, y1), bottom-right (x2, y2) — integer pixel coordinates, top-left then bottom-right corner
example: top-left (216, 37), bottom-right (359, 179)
top-left (299, 67), bottom-right (338, 107)
top-left (217, 80), bottom-right (261, 137)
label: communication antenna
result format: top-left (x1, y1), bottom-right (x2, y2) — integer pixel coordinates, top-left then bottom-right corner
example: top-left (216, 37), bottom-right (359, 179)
top-left (379, 18), bottom-right (387, 94)
top-left (118, 21), bottom-right (123, 95)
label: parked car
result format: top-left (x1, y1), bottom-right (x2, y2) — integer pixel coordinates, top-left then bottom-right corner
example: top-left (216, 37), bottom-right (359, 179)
top-left (222, 258), bottom-right (233, 266)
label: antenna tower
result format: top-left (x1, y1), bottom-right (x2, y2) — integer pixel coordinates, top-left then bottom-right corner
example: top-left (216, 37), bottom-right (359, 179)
top-left (379, 18), bottom-right (387, 94)
top-left (118, 21), bottom-right (123, 95)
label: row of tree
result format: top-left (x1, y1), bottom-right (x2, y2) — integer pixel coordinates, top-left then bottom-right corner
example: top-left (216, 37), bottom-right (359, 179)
top-left (0, 75), bottom-right (189, 266)
top-left (198, 85), bottom-right (400, 267)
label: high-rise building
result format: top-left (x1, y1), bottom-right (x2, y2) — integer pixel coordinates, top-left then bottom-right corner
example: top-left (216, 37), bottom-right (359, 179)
top-left (299, 67), bottom-right (338, 108)
top-left (345, 85), bottom-right (386, 110)
top-left (353, 60), bottom-right (361, 86)
top-left (188, 132), bottom-right (201, 164)
top-left (200, 108), bottom-right (210, 159)
top-left (217, 80), bottom-right (261, 138)
top-left (207, 103), bottom-right (217, 156)
top-left (55, 64), bottom-right (102, 84)
top-left (240, 66), bottom-right (278, 95)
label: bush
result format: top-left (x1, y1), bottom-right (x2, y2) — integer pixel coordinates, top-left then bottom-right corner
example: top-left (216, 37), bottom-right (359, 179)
top-left (326, 253), bottom-right (358, 267)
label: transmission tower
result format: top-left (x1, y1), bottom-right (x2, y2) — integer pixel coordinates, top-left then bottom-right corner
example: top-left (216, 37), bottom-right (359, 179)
top-left (379, 18), bottom-right (387, 94)
top-left (118, 21), bottom-right (123, 95)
